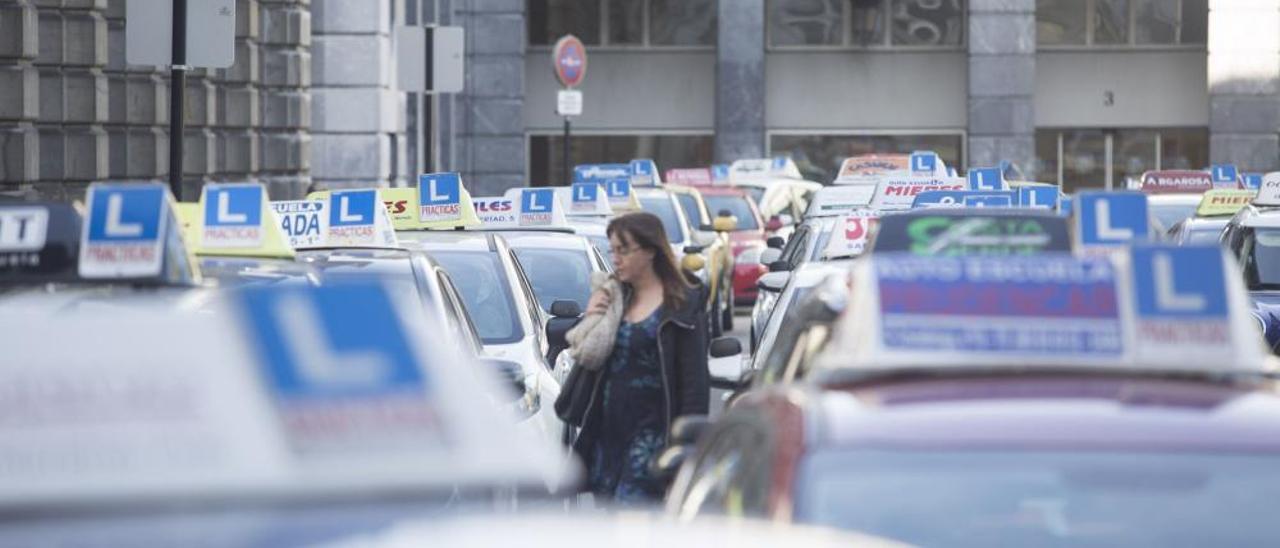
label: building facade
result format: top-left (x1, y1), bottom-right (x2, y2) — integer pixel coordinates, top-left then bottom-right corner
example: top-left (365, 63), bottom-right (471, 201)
top-left (0, 0), bottom-right (1276, 198)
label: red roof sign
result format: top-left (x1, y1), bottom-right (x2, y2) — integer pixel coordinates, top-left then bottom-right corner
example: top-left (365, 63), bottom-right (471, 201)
top-left (552, 35), bottom-right (587, 88)
top-left (1140, 170), bottom-right (1213, 194)
top-left (664, 168), bottom-right (714, 186)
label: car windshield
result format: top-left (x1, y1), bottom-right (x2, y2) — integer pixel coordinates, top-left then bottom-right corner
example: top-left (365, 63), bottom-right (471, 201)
top-left (742, 186), bottom-right (766, 207)
top-left (703, 195), bottom-right (759, 230)
top-left (675, 193), bottom-right (709, 227)
top-left (1150, 202), bottom-right (1198, 231)
top-left (639, 196), bottom-right (686, 243)
top-left (512, 247), bottom-right (593, 314)
top-left (797, 448), bottom-right (1280, 547)
top-left (1244, 228), bottom-right (1280, 289)
top-left (428, 251), bottom-right (523, 345)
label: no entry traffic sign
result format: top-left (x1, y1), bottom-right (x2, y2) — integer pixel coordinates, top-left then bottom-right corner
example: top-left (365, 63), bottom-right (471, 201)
top-left (552, 35), bottom-right (588, 88)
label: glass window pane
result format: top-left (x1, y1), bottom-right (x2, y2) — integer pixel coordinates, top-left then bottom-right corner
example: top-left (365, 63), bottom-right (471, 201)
top-left (527, 0), bottom-right (601, 45)
top-left (1093, 0), bottom-right (1130, 44)
top-left (769, 0), bottom-right (844, 46)
top-left (1133, 0), bottom-right (1178, 44)
top-left (1113, 129), bottom-right (1157, 187)
top-left (1180, 0), bottom-right (1208, 44)
top-left (650, 0), bottom-right (717, 46)
top-left (1034, 130), bottom-right (1060, 184)
top-left (1158, 128), bottom-right (1209, 171)
top-left (529, 135), bottom-right (715, 187)
top-left (1061, 130), bottom-right (1108, 193)
top-left (607, 0), bottom-right (644, 45)
top-left (769, 134), bottom-right (963, 184)
top-left (851, 0), bottom-right (888, 46)
top-left (1036, 0), bottom-right (1086, 45)
top-left (890, 0), bottom-right (964, 47)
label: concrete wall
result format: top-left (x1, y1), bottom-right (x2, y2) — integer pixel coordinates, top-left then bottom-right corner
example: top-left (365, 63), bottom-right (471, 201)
top-left (1037, 51), bottom-right (1209, 127)
top-left (524, 51), bottom-right (715, 131)
top-left (765, 51), bottom-right (967, 130)
top-left (1207, 0), bottom-right (1280, 170)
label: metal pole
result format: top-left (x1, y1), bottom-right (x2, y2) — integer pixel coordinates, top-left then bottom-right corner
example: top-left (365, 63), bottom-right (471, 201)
top-left (563, 117), bottom-right (571, 185)
top-left (168, 0), bottom-right (188, 200)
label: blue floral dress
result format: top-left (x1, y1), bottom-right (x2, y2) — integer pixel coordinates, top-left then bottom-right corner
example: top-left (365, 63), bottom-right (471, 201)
top-left (587, 307), bottom-right (666, 504)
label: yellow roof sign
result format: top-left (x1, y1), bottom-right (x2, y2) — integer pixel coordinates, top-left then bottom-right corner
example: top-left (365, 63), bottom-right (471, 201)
top-left (1197, 189), bottom-right (1255, 217)
top-left (176, 183), bottom-right (296, 259)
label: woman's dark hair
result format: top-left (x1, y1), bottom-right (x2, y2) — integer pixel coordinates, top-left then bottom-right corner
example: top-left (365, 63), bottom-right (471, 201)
top-left (608, 211), bottom-right (692, 310)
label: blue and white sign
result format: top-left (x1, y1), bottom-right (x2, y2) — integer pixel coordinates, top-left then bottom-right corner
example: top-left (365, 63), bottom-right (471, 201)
top-left (1242, 172), bottom-right (1263, 190)
top-left (964, 193), bottom-right (1014, 207)
top-left (1075, 191), bottom-right (1149, 246)
top-left (711, 164), bottom-right (730, 182)
top-left (967, 167), bottom-right (1005, 191)
top-left (607, 178), bottom-right (632, 201)
top-left (203, 183), bottom-right (264, 248)
top-left (875, 255), bottom-right (1122, 356)
top-left (272, 200), bottom-right (327, 248)
top-left (79, 183), bottom-right (168, 278)
top-left (1130, 245), bottom-right (1233, 355)
top-left (1060, 195), bottom-right (1074, 216)
top-left (1210, 164), bottom-right (1239, 188)
top-left (1019, 186), bottom-right (1059, 210)
top-left (909, 151), bottom-right (938, 175)
top-left (630, 159), bottom-right (659, 185)
top-left (418, 173), bottom-right (462, 223)
top-left (912, 190), bottom-right (967, 209)
top-left (237, 282), bottom-right (436, 451)
top-left (575, 163), bottom-right (631, 183)
top-left (571, 182), bottom-right (600, 213)
top-left (519, 188), bottom-right (556, 227)
top-left (328, 189), bottom-right (380, 246)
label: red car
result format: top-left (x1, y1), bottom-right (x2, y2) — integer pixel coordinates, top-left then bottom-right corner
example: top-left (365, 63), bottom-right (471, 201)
top-left (697, 186), bottom-right (767, 305)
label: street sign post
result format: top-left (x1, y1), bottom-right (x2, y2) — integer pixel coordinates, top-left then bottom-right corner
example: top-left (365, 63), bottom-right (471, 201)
top-left (552, 35), bottom-right (588, 186)
top-left (126, 0), bottom-right (236, 202)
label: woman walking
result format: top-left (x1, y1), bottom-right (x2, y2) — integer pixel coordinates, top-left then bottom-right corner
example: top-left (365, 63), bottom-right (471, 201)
top-left (573, 211), bottom-right (709, 505)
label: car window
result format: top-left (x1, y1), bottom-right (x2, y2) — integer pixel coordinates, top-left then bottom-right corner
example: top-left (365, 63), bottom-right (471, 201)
top-left (1188, 225), bottom-right (1225, 246)
top-left (438, 271), bottom-right (484, 355)
top-left (741, 187), bottom-right (766, 208)
top-left (639, 195), bottom-right (687, 243)
top-left (588, 235), bottom-right (613, 264)
top-left (675, 193), bottom-right (711, 227)
top-left (512, 247), bottom-right (593, 314)
top-left (1243, 228), bottom-right (1280, 289)
top-left (704, 195), bottom-right (760, 230)
top-left (796, 449), bottom-right (1280, 547)
top-left (777, 225), bottom-right (810, 267)
top-left (507, 249), bottom-right (548, 339)
top-left (429, 251), bottom-right (524, 345)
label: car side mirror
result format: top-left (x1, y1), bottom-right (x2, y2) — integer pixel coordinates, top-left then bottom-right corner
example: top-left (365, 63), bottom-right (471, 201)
top-left (712, 215), bottom-right (737, 233)
top-left (545, 308), bottom-right (580, 351)
top-left (765, 216), bottom-right (784, 232)
top-left (709, 336), bottom-right (743, 359)
top-left (766, 236), bottom-right (785, 249)
top-left (709, 337), bottom-right (746, 389)
top-left (479, 357), bottom-right (528, 400)
top-left (550, 299), bottom-right (582, 319)
top-left (768, 260), bottom-right (791, 273)
top-left (759, 247), bottom-right (782, 266)
top-left (682, 244), bottom-right (706, 255)
top-left (756, 271), bottom-right (790, 293)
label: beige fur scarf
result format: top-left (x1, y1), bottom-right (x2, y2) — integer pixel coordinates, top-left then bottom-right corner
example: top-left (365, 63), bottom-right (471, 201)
top-left (566, 272), bottom-right (624, 371)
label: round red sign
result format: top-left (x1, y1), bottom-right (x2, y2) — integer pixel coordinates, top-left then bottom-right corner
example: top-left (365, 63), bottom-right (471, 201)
top-left (552, 35), bottom-right (588, 88)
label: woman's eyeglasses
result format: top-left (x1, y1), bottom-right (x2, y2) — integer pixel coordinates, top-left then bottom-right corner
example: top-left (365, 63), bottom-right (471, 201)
top-left (610, 245), bottom-right (641, 257)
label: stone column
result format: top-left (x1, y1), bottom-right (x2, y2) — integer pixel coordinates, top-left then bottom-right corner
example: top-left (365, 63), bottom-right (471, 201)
top-left (452, 0), bottom-right (524, 195)
top-left (715, 0), bottom-right (765, 162)
top-left (310, 0), bottom-right (398, 190)
top-left (36, 0), bottom-right (110, 197)
top-left (1208, 0), bottom-right (1280, 170)
top-left (967, 0), bottom-right (1036, 174)
top-left (259, 0), bottom-right (311, 198)
top-left (0, 0), bottom-right (40, 185)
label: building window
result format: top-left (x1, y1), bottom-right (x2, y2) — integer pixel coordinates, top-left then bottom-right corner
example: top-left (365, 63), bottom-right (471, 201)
top-left (1037, 0), bottom-right (1207, 47)
top-left (528, 0), bottom-right (717, 47)
top-left (769, 0), bottom-right (965, 49)
top-left (1034, 128), bottom-right (1208, 193)
top-left (528, 134), bottom-right (715, 186)
top-left (769, 133), bottom-right (965, 184)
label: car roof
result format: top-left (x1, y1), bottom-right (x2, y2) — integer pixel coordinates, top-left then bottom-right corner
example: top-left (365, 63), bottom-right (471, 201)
top-left (807, 374), bottom-right (1280, 453)
top-left (635, 187), bottom-right (675, 199)
top-left (499, 231), bottom-right (592, 251)
top-left (697, 186), bottom-right (750, 197)
top-left (1232, 205), bottom-right (1280, 228)
top-left (396, 230), bottom-right (497, 252)
top-left (1148, 193), bottom-right (1205, 205)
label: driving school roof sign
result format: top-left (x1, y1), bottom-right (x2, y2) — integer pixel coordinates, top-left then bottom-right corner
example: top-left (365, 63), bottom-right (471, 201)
top-left (1253, 172), bottom-right (1280, 207)
top-left (552, 35), bottom-right (587, 88)
top-left (1140, 170), bottom-right (1213, 194)
top-left (79, 183), bottom-right (170, 279)
top-left (869, 176), bottom-right (967, 210)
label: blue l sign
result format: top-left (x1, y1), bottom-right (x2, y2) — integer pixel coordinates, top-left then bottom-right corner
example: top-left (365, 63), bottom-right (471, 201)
top-left (1131, 246), bottom-right (1227, 318)
top-left (87, 185), bottom-right (164, 242)
top-left (204, 184), bottom-right (262, 228)
top-left (968, 167), bottom-right (1004, 191)
top-left (631, 159), bottom-right (653, 176)
top-left (572, 182), bottom-right (598, 203)
top-left (419, 173), bottom-right (460, 206)
top-left (1211, 164), bottom-right (1239, 186)
top-left (521, 188), bottom-right (554, 213)
top-left (1243, 173), bottom-right (1263, 190)
top-left (330, 190), bottom-right (377, 227)
top-left (1076, 191), bottom-right (1149, 245)
top-left (238, 283), bottom-right (426, 399)
top-left (607, 178), bottom-right (631, 198)
top-left (1019, 186), bottom-right (1059, 209)
top-left (909, 151), bottom-right (937, 174)
top-left (964, 193), bottom-right (1014, 207)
